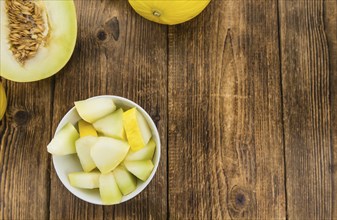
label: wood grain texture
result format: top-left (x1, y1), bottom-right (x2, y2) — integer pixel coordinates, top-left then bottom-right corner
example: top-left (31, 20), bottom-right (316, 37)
top-left (0, 80), bottom-right (52, 219)
top-left (1, 0), bottom-right (336, 219)
top-left (279, 0), bottom-right (333, 219)
top-left (325, 0), bottom-right (337, 219)
top-left (168, 0), bottom-right (285, 219)
top-left (49, 0), bottom-right (167, 219)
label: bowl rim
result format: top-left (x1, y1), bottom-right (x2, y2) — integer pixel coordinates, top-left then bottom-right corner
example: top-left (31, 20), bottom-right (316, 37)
top-left (52, 95), bottom-right (161, 205)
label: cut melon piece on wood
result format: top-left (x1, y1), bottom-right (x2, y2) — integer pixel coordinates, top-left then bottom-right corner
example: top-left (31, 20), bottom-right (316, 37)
top-left (68, 172), bottom-right (100, 189)
top-left (113, 165), bottom-right (137, 195)
top-left (124, 160), bottom-right (154, 181)
top-left (47, 123), bottom-right (79, 155)
top-left (93, 108), bottom-right (125, 139)
top-left (90, 137), bottom-right (130, 174)
top-left (75, 136), bottom-right (97, 172)
top-left (125, 139), bottom-right (156, 161)
top-left (75, 98), bottom-right (116, 123)
top-left (123, 108), bottom-right (152, 151)
top-left (0, 0), bottom-right (77, 82)
top-left (78, 120), bottom-right (97, 137)
top-left (99, 173), bottom-right (123, 205)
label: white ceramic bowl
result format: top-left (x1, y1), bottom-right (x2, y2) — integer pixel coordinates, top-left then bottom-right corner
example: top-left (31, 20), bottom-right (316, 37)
top-left (52, 95), bottom-right (161, 205)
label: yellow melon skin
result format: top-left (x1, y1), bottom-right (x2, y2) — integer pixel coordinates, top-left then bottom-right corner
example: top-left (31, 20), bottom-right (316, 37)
top-left (128, 0), bottom-right (211, 25)
top-left (0, 0), bottom-right (77, 82)
top-left (0, 83), bottom-right (7, 120)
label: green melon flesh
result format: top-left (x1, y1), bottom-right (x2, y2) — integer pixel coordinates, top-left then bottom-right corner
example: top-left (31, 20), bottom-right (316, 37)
top-left (99, 173), bottom-right (123, 205)
top-left (75, 136), bottom-right (97, 172)
top-left (124, 160), bottom-right (154, 181)
top-left (47, 122), bottom-right (79, 155)
top-left (113, 165), bottom-right (137, 195)
top-left (0, 0), bottom-right (77, 82)
top-left (90, 137), bottom-right (130, 174)
top-left (75, 98), bottom-right (116, 123)
top-left (125, 139), bottom-right (156, 161)
top-left (68, 172), bottom-right (100, 189)
top-left (93, 108), bottom-right (125, 140)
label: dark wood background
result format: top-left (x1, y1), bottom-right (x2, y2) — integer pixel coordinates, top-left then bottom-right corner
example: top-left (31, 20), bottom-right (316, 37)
top-left (1, 0), bottom-right (337, 219)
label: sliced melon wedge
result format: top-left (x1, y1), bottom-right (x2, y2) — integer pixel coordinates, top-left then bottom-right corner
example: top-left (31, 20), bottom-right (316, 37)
top-left (90, 137), bottom-right (130, 174)
top-left (99, 173), bottom-right (123, 205)
top-left (75, 136), bottom-right (97, 172)
top-left (78, 120), bottom-right (98, 137)
top-left (47, 122), bottom-right (79, 155)
top-left (123, 108), bottom-right (152, 151)
top-left (75, 98), bottom-right (116, 123)
top-left (68, 172), bottom-right (100, 189)
top-left (125, 139), bottom-right (156, 161)
top-left (124, 160), bottom-right (154, 181)
top-left (93, 108), bottom-right (125, 140)
top-left (0, 0), bottom-right (77, 82)
top-left (113, 165), bottom-right (137, 195)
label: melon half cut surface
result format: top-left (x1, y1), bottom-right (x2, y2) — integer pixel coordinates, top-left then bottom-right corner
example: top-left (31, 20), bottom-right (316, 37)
top-left (0, 0), bottom-right (77, 82)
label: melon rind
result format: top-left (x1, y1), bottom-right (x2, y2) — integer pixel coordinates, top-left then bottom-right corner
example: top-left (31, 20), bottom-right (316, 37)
top-left (128, 0), bottom-right (211, 25)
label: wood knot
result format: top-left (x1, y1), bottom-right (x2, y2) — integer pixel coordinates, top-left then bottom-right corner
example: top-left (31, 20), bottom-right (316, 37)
top-left (14, 110), bottom-right (30, 126)
top-left (228, 186), bottom-right (252, 218)
top-left (153, 114), bottom-right (161, 125)
top-left (96, 29), bottom-right (107, 41)
top-left (149, 108), bottom-right (161, 125)
top-left (105, 17), bottom-right (119, 41)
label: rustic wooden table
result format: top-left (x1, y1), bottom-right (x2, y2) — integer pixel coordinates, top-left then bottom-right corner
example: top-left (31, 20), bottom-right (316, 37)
top-left (1, 0), bottom-right (337, 219)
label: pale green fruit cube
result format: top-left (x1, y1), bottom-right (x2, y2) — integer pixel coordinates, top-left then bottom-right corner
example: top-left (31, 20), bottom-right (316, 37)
top-left (113, 165), bottom-right (137, 195)
top-left (93, 108), bottom-right (125, 140)
top-left (124, 160), bottom-right (154, 181)
top-left (99, 173), bottom-right (122, 205)
top-left (68, 172), bottom-right (100, 189)
top-left (125, 139), bottom-right (156, 161)
top-left (90, 137), bottom-right (130, 174)
top-left (75, 97), bottom-right (116, 123)
top-left (47, 122), bottom-right (79, 155)
top-left (75, 136), bottom-right (98, 172)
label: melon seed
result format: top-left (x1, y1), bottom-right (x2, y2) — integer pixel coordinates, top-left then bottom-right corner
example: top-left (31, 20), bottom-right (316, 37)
top-left (5, 0), bottom-right (47, 64)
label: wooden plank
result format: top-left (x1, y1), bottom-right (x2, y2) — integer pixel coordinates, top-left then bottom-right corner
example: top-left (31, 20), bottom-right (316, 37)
top-left (0, 79), bottom-right (52, 219)
top-left (279, 0), bottom-right (333, 218)
top-left (324, 0), bottom-right (337, 219)
top-left (168, 0), bottom-right (285, 219)
top-left (49, 0), bottom-right (168, 219)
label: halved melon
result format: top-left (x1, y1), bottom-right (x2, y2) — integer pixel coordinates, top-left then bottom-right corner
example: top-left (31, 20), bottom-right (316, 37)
top-left (0, 0), bottom-right (77, 82)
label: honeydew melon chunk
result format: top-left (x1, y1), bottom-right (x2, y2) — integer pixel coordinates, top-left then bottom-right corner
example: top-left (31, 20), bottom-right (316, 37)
top-left (68, 172), bottom-right (100, 189)
top-left (90, 137), bottom-right (130, 174)
top-left (93, 108), bottom-right (125, 140)
top-left (47, 122), bottom-right (79, 155)
top-left (124, 160), bottom-right (154, 181)
top-left (123, 108), bottom-right (152, 151)
top-left (0, 0), bottom-right (77, 82)
top-left (99, 173), bottom-right (123, 205)
top-left (78, 120), bottom-right (98, 137)
top-left (113, 165), bottom-right (137, 195)
top-left (74, 98), bottom-right (116, 123)
top-left (75, 136), bottom-right (97, 172)
top-left (125, 139), bottom-right (156, 161)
